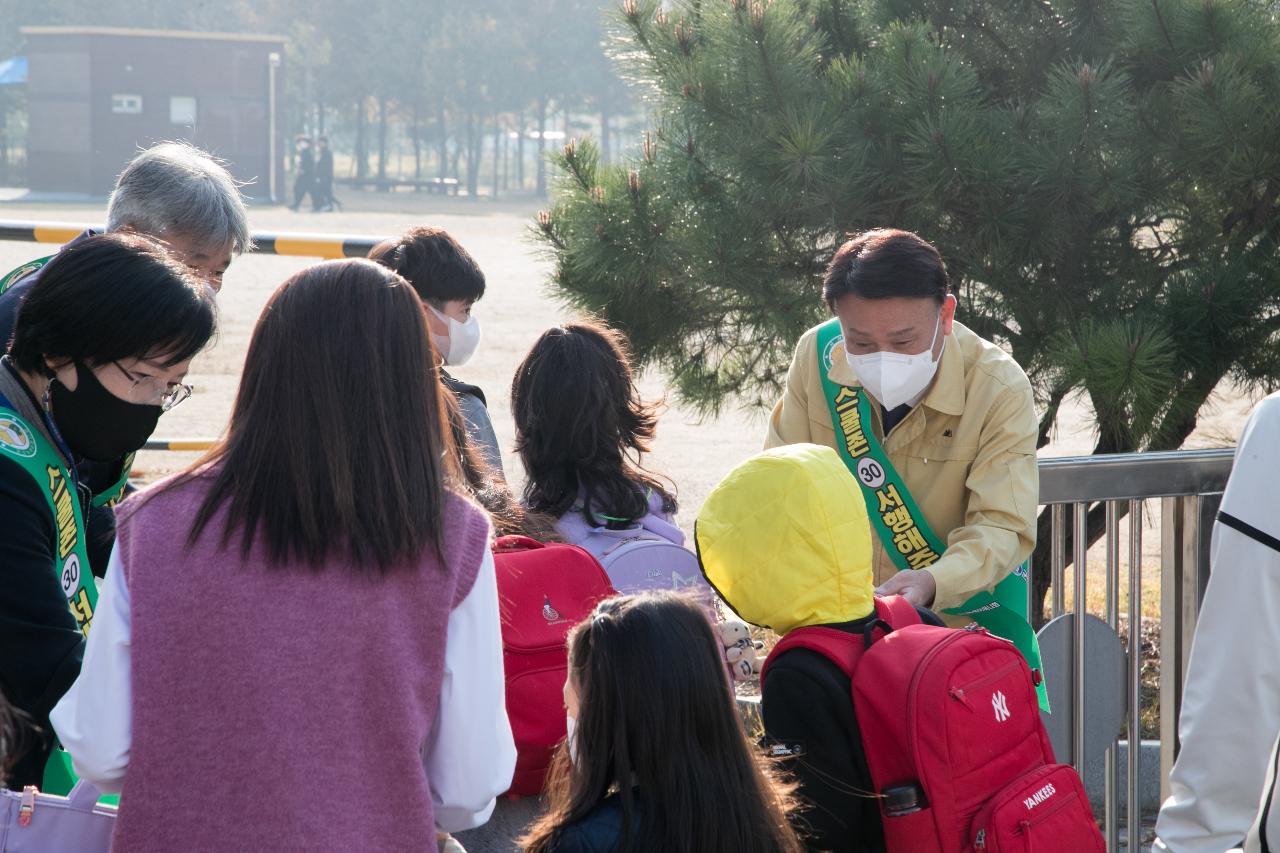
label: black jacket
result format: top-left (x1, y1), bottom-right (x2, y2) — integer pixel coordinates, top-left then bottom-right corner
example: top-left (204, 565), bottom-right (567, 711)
top-left (545, 796), bottom-right (631, 853)
top-left (0, 360), bottom-right (92, 789)
top-left (762, 605), bottom-right (945, 853)
top-left (316, 149), bottom-right (334, 183)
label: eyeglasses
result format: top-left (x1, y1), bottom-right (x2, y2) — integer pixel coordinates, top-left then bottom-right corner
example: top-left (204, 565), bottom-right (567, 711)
top-left (113, 362), bottom-right (193, 412)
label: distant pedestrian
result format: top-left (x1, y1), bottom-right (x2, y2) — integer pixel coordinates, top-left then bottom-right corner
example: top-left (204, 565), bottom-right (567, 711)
top-left (313, 136), bottom-right (336, 212)
top-left (290, 135), bottom-right (314, 211)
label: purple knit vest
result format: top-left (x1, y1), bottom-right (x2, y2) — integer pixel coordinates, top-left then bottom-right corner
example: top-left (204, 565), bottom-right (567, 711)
top-left (109, 470), bottom-right (489, 853)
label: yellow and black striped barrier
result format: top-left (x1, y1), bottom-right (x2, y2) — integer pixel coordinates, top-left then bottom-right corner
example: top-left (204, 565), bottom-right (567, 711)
top-left (0, 220), bottom-right (385, 259)
top-left (142, 439), bottom-right (218, 452)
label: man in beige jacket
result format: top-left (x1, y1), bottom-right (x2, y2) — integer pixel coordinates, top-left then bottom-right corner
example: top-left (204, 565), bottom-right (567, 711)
top-left (765, 229), bottom-right (1039, 614)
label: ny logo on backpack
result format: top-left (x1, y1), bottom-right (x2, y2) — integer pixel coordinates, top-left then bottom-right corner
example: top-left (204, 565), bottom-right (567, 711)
top-left (761, 596), bottom-right (1103, 853)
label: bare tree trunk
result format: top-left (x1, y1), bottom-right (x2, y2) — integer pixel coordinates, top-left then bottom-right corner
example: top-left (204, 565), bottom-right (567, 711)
top-left (413, 101), bottom-right (422, 182)
top-left (376, 96), bottom-right (389, 184)
top-left (500, 115), bottom-right (509, 191)
top-left (516, 108), bottom-right (525, 190)
top-left (464, 111), bottom-right (479, 197)
top-left (436, 105), bottom-right (449, 181)
top-left (536, 98), bottom-right (548, 198)
top-left (355, 97), bottom-right (368, 180)
top-left (491, 113), bottom-right (501, 199)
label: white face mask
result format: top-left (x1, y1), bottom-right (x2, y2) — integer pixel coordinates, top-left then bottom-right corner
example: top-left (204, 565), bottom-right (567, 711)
top-left (846, 314), bottom-right (942, 410)
top-left (428, 304), bottom-right (482, 366)
top-left (565, 714), bottom-right (580, 766)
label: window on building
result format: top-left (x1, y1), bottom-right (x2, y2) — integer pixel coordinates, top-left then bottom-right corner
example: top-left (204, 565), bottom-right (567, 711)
top-left (111, 94), bottom-right (143, 114)
top-left (170, 96), bottom-right (197, 126)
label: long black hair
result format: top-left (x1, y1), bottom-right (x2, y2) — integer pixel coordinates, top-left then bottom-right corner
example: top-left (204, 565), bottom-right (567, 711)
top-left (442, 388), bottom-right (560, 541)
top-left (511, 322), bottom-right (675, 527)
top-left (522, 592), bottom-right (804, 853)
top-left (177, 259), bottom-right (461, 571)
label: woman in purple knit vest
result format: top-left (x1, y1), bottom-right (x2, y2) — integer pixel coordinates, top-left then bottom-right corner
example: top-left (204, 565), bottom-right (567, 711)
top-left (52, 259), bottom-right (516, 852)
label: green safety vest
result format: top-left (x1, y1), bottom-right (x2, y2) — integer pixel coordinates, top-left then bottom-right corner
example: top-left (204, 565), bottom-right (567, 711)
top-left (815, 319), bottom-right (1049, 711)
top-left (0, 256), bottom-right (133, 509)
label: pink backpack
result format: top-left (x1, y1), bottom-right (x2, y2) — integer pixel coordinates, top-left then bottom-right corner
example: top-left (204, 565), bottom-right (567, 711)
top-left (492, 536), bottom-right (617, 796)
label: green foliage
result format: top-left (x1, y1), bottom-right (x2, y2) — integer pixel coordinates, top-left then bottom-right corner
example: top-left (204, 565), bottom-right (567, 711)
top-left (538, 0), bottom-right (1280, 450)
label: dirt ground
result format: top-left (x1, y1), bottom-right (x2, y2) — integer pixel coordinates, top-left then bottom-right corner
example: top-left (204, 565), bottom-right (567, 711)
top-left (0, 192), bottom-right (1260, 538)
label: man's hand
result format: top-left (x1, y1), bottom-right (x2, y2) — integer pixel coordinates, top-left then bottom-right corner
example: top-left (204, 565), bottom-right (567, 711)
top-left (875, 569), bottom-right (937, 609)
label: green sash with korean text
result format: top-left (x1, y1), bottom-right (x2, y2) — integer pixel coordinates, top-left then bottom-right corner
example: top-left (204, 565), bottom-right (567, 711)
top-left (816, 319), bottom-right (1048, 711)
top-left (0, 399), bottom-right (107, 796)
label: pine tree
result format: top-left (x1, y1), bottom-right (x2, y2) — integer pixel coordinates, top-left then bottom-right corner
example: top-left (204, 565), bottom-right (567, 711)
top-left (535, 0), bottom-right (1280, 616)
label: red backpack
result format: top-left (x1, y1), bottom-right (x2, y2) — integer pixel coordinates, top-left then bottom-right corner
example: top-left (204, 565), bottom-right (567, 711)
top-left (492, 535), bottom-right (617, 796)
top-left (761, 597), bottom-right (1103, 853)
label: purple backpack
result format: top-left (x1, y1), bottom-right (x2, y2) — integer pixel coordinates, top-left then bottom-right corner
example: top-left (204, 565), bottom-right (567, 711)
top-left (0, 780), bottom-right (115, 852)
top-left (567, 511), bottom-right (712, 602)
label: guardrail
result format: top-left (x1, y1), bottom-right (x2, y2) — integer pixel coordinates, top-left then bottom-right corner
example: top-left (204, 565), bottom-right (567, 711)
top-left (0, 220), bottom-right (385, 259)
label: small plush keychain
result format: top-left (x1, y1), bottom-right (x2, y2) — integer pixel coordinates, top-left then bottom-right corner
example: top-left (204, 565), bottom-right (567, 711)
top-left (716, 620), bottom-right (763, 682)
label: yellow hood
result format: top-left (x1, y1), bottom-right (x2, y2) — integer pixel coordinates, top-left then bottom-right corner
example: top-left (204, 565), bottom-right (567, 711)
top-left (696, 444), bottom-right (875, 634)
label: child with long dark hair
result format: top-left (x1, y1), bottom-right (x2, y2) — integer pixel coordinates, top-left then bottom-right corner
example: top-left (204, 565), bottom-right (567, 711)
top-left (521, 592), bottom-right (804, 853)
top-left (511, 322), bottom-right (679, 544)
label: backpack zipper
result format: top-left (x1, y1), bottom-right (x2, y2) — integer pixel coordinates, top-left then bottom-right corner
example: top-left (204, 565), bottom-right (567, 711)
top-left (949, 660), bottom-right (1022, 712)
top-left (906, 631), bottom-right (971, 803)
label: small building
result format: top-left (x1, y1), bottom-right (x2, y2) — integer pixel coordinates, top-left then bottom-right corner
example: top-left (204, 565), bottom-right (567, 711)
top-left (21, 26), bottom-right (285, 200)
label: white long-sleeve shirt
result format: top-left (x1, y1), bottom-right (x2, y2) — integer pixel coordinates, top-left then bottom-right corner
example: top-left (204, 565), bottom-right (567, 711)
top-left (51, 545), bottom-right (516, 833)
top-left (1154, 393), bottom-right (1280, 853)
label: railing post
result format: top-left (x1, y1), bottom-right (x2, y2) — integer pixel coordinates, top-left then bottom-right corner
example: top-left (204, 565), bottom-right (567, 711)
top-left (1104, 501), bottom-right (1120, 851)
top-left (1073, 502), bottom-right (1088, 776)
top-left (1160, 496), bottom-right (1185, 805)
top-left (1160, 494), bottom-right (1220, 801)
top-left (1127, 500), bottom-right (1143, 853)
top-left (1052, 503), bottom-right (1066, 618)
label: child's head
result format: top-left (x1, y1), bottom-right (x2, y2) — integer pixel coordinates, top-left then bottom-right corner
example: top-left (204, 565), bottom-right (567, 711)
top-left (524, 592), bottom-right (802, 853)
top-left (696, 444), bottom-right (875, 633)
top-left (511, 321), bottom-right (674, 523)
top-left (368, 226), bottom-right (485, 366)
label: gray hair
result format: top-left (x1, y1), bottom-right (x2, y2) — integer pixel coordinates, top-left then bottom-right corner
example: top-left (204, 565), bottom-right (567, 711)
top-left (105, 141), bottom-right (251, 255)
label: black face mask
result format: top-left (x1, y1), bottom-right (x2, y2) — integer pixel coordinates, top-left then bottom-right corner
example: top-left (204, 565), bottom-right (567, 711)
top-left (48, 361), bottom-right (162, 462)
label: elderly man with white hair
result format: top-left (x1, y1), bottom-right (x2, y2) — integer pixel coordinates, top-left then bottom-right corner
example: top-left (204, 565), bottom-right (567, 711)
top-left (0, 141), bottom-right (249, 576)
top-left (0, 140), bottom-right (250, 309)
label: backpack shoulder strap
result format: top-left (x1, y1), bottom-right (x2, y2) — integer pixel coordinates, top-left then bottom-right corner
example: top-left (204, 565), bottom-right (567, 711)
top-left (761, 598), bottom-right (923, 687)
top-left (874, 594), bottom-right (923, 628)
top-left (761, 626), bottom-right (862, 687)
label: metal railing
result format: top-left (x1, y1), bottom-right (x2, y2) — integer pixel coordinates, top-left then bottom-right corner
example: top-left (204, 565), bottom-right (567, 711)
top-left (1040, 447), bottom-right (1234, 851)
top-left (0, 219), bottom-right (384, 259)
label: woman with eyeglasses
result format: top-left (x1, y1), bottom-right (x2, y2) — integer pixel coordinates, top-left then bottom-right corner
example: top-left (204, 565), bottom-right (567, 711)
top-left (0, 231), bottom-right (215, 789)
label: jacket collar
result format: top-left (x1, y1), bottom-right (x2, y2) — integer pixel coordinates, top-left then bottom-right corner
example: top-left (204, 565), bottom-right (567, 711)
top-left (825, 324), bottom-right (967, 417)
